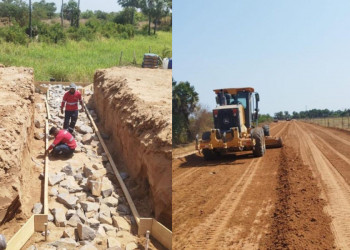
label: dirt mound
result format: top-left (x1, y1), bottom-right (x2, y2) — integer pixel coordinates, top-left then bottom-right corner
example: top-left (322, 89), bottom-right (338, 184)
top-left (93, 67), bottom-right (172, 227)
top-left (260, 144), bottom-right (334, 249)
top-left (0, 67), bottom-right (35, 224)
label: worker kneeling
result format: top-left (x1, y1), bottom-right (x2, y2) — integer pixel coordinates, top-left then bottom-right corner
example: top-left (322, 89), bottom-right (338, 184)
top-left (47, 126), bottom-right (76, 157)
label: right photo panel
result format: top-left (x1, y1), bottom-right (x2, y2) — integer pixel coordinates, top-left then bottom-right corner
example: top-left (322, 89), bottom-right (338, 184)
top-left (173, 0), bottom-right (350, 249)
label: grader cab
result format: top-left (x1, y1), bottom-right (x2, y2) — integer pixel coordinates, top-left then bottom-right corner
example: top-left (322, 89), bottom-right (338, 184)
top-left (196, 87), bottom-right (283, 160)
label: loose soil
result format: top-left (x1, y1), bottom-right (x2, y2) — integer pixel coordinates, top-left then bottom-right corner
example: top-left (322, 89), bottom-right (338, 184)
top-left (93, 67), bottom-right (172, 228)
top-left (0, 66), bottom-right (42, 240)
top-left (172, 121), bottom-right (349, 249)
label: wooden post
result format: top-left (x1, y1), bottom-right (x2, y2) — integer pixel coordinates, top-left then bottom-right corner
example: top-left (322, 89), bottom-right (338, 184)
top-left (133, 50), bottom-right (137, 65)
top-left (44, 87), bottom-right (50, 215)
top-left (82, 102), bottom-right (172, 249)
top-left (82, 102), bottom-right (140, 220)
top-left (44, 223), bottom-right (48, 241)
top-left (119, 51), bottom-right (123, 66)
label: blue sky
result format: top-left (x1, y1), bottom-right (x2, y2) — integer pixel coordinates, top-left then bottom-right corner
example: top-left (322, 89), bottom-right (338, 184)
top-left (24, 0), bottom-right (122, 12)
top-left (173, 0), bottom-right (350, 115)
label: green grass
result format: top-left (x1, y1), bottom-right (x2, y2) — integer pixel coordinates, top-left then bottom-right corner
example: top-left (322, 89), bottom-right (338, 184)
top-left (0, 31), bottom-right (172, 82)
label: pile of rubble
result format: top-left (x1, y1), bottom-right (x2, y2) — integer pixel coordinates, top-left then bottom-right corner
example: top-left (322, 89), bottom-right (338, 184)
top-left (28, 85), bottom-right (138, 250)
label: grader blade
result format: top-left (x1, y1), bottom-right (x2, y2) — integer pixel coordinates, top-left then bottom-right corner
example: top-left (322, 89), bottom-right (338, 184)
top-left (265, 136), bottom-right (283, 148)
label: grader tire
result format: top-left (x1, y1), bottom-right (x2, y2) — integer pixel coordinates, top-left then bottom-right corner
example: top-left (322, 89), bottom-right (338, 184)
top-left (252, 128), bottom-right (266, 157)
top-left (262, 124), bottom-right (270, 136)
top-left (202, 148), bottom-right (217, 160)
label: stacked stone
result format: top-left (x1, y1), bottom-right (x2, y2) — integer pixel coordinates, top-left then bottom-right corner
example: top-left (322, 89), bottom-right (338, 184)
top-left (28, 84), bottom-right (137, 250)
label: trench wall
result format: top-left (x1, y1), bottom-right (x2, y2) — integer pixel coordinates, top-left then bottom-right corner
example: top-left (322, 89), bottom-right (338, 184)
top-left (93, 67), bottom-right (172, 228)
top-left (0, 66), bottom-right (35, 223)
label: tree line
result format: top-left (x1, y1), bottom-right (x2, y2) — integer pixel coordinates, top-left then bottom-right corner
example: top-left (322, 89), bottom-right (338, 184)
top-left (272, 109), bottom-right (350, 120)
top-left (0, 0), bottom-right (172, 44)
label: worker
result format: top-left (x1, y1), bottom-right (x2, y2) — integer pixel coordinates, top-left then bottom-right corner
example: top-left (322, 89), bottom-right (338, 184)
top-left (61, 83), bottom-right (84, 134)
top-left (46, 126), bottom-right (76, 156)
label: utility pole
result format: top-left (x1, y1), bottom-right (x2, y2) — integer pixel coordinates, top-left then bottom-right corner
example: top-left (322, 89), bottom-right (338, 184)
top-left (29, 0), bottom-right (32, 39)
top-left (61, 0), bottom-right (64, 27)
top-left (77, 0), bottom-right (80, 28)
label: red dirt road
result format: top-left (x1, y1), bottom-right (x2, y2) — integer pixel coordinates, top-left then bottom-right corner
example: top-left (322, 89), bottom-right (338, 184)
top-left (172, 120), bottom-right (350, 249)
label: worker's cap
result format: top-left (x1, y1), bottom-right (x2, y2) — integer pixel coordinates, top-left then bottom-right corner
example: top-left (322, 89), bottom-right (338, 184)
top-left (69, 83), bottom-right (77, 90)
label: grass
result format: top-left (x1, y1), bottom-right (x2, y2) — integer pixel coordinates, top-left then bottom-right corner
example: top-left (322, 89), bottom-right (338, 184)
top-left (0, 31), bottom-right (172, 82)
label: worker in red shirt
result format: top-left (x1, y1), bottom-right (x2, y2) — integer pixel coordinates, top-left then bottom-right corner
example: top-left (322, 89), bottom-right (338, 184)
top-left (61, 83), bottom-right (84, 134)
top-left (46, 126), bottom-right (77, 156)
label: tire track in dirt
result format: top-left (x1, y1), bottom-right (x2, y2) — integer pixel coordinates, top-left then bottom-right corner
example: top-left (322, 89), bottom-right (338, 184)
top-left (295, 122), bottom-right (350, 249)
top-left (184, 158), bottom-right (262, 249)
top-left (173, 150), bottom-right (198, 159)
top-left (302, 122), bottom-right (350, 147)
top-left (173, 121), bottom-right (288, 249)
top-left (172, 158), bottom-right (201, 187)
top-left (173, 122), bottom-right (288, 187)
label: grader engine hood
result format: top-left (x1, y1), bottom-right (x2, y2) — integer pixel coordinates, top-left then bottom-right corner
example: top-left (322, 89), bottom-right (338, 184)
top-left (213, 105), bottom-right (246, 133)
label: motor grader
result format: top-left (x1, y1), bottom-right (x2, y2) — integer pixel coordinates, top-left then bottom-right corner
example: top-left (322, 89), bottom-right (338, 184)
top-left (196, 87), bottom-right (283, 160)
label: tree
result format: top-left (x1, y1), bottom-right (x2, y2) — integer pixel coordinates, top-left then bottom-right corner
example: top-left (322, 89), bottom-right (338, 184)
top-left (189, 104), bottom-right (213, 140)
top-left (274, 111), bottom-right (284, 120)
top-left (114, 7), bottom-right (135, 24)
top-left (81, 10), bottom-right (94, 19)
top-left (0, 0), bottom-right (28, 26)
top-left (151, 0), bottom-right (169, 34)
top-left (62, 0), bottom-right (80, 27)
top-left (117, 0), bottom-right (139, 24)
top-left (32, 0), bottom-right (56, 19)
top-left (117, 0), bottom-right (171, 35)
top-left (173, 79), bottom-right (199, 144)
top-left (94, 10), bottom-right (108, 20)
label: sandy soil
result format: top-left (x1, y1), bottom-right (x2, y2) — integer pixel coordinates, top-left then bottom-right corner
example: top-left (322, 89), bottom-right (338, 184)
top-left (0, 67), bottom-right (43, 241)
top-left (172, 121), bottom-right (346, 249)
top-left (93, 67), bottom-right (172, 228)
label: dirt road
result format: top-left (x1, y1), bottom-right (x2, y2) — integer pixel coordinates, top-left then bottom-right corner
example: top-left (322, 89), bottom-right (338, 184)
top-left (173, 120), bottom-right (350, 249)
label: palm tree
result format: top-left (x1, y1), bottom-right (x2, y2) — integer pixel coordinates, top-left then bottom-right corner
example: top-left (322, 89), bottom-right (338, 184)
top-left (172, 79), bottom-right (199, 144)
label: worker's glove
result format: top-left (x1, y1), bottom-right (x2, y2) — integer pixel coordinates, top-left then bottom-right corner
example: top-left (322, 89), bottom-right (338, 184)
top-left (61, 108), bottom-right (64, 114)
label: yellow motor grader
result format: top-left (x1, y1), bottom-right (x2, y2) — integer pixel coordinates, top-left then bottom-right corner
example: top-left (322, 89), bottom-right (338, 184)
top-left (196, 87), bottom-right (283, 160)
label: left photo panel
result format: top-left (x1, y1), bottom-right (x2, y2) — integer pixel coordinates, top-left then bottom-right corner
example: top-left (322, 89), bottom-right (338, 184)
top-left (0, 0), bottom-right (172, 249)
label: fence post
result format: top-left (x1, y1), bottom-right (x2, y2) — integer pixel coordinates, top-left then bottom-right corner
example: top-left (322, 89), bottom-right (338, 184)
top-left (342, 117), bottom-right (344, 129)
top-left (328, 118), bottom-right (329, 127)
top-left (119, 51), bottom-right (123, 66)
top-left (133, 50), bottom-right (137, 65)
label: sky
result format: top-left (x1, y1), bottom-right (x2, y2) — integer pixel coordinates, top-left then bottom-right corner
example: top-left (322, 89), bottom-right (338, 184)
top-left (24, 0), bottom-right (122, 12)
top-left (173, 0), bottom-right (350, 116)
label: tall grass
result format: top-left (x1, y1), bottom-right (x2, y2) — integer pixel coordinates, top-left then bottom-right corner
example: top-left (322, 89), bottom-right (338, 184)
top-left (0, 31), bottom-right (172, 82)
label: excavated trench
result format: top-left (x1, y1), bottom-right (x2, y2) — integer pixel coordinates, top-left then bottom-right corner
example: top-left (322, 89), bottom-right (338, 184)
top-left (0, 66), bottom-right (40, 235)
top-left (0, 65), bottom-right (171, 249)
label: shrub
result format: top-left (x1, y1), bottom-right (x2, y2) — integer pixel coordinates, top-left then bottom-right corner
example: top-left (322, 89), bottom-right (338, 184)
top-left (48, 66), bottom-right (69, 82)
top-left (1, 24), bottom-right (28, 45)
top-left (67, 26), bottom-right (96, 41)
top-left (116, 24), bottom-right (134, 38)
top-left (36, 23), bottom-right (66, 44)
